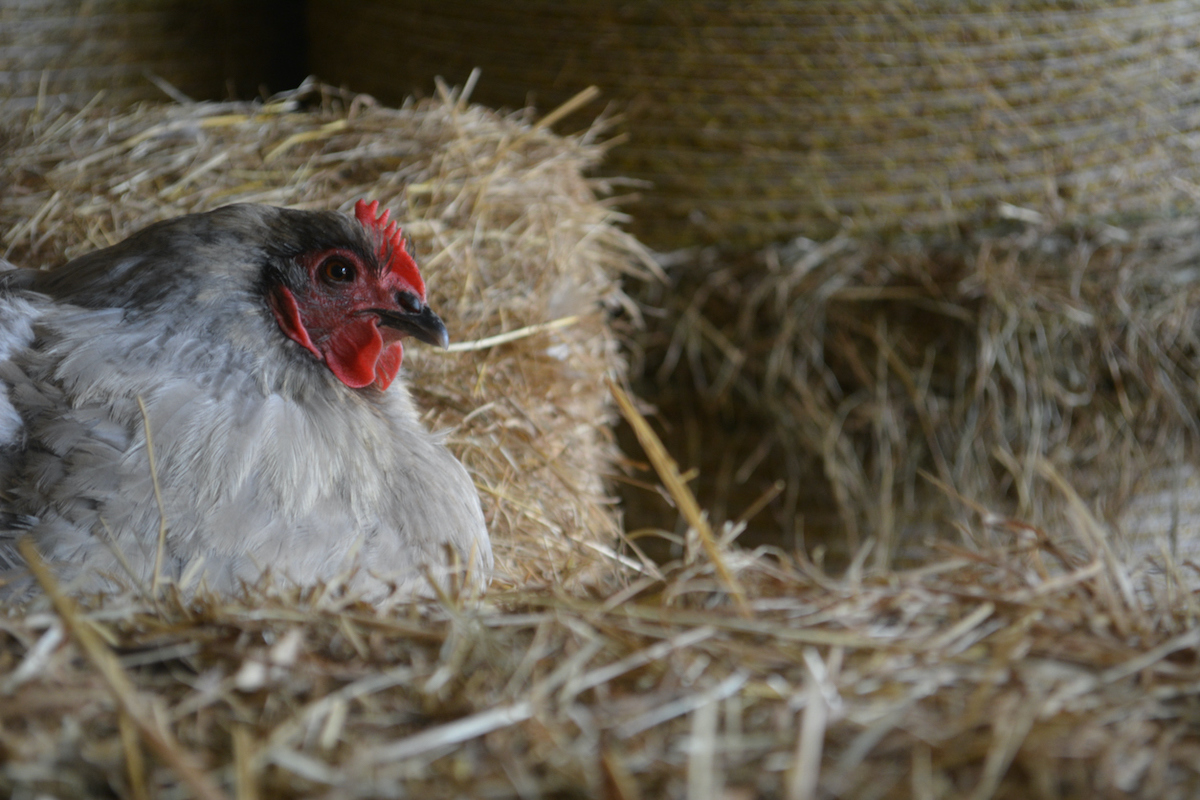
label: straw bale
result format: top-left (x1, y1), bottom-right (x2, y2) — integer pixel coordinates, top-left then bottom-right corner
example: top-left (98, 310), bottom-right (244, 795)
top-left (0, 79), bottom-right (648, 590)
top-left (632, 209), bottom-right (1200, 569)
top-left (308, 0), bottom-right (1200, 249)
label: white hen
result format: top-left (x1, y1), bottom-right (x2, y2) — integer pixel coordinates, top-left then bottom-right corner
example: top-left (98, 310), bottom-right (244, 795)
top-left (0, 201), bottom-right (491, 598)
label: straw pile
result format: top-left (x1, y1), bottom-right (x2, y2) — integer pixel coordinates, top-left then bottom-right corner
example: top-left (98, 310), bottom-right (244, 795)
top-left (4, 479), bottom-right (1200, 798)
top-left (307, 0), bottom-right (1200, 249)
top-left (0, 79), bottom-right (647, 590)
top-left (633, 207), bottom-right (1200, 570)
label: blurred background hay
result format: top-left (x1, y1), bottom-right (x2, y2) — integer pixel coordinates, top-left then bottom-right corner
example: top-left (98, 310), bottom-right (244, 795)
top-left (0, 79), bottom-right (649, 590)
top-left (0, 0), bottom-right (306, 109)
top-left (307, 0), bottom-right (1200, 249)
top-left (634, 213), bottom-right (1200, 568)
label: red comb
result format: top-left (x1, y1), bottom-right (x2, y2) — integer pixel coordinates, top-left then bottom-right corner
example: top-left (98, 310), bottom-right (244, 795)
top-left (354, 199), bottom-right (425, 299)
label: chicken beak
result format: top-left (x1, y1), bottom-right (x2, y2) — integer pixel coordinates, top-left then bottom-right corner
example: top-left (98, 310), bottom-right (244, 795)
top-left (370, 305), bottom-right (450, 348)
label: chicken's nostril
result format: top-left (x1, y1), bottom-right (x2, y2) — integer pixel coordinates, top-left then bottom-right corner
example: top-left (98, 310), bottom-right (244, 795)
top-left (397, 291), bottom-right (423, 314)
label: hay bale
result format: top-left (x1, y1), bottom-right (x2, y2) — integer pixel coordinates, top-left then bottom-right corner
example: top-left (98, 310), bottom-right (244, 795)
top-left (633, 210), bottom-right (1200, 567)
top-left (0, 79), bottom-right (650, 589)
top-left (308, 0), bottom-right (1200, 248)
top-left (0, 0), bottom-right (304, 109)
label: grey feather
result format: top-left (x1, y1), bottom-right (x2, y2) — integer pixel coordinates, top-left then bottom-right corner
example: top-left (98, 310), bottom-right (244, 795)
top-left (0, 204), bottom-right (492, 599)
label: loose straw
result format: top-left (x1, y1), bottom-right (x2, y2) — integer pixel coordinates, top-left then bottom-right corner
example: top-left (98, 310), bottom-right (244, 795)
top-left (608, 378), bottom-right (751, 618)
top-left (18, 539), bottom-right (230, 800)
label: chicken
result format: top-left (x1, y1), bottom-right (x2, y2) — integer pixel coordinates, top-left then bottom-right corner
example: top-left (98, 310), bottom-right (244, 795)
top-left (0, 200), bottom-right (491, 599)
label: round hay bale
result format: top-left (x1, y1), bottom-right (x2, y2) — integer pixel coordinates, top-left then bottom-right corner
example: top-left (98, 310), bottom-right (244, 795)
top-left (309, 0), bottom-right (1200, 248)
top-left (0, 0), bottom-right (305, 109)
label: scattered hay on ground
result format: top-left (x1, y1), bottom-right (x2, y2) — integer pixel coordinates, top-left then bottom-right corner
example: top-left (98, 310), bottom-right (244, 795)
top-left (0, 79), bottom-right (653, 589)
top-left (3, 443), bottom-right (1200, 798)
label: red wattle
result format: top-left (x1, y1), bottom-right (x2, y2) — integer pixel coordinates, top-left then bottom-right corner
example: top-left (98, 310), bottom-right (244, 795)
top-left (373, 342), bottom-right (404, 390)
top-left (322, 317), bottom-right (384, 389)
top-left (272, 288), bottom-right (404, 390)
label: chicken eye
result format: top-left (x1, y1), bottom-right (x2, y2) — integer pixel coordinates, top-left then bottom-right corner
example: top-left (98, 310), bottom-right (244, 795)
top-left (320, 258), bottom-right (356, 284)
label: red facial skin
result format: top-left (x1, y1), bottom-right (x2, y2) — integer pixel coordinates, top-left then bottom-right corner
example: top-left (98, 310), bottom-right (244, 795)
top-left (269, 201), bottom-right (429, 391)
top-left (270, 201), bottom-right (429, 391)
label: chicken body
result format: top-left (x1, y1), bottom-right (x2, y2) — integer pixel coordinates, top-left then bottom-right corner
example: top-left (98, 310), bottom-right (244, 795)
top-left (0, 202), bottom-right (491, 598)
